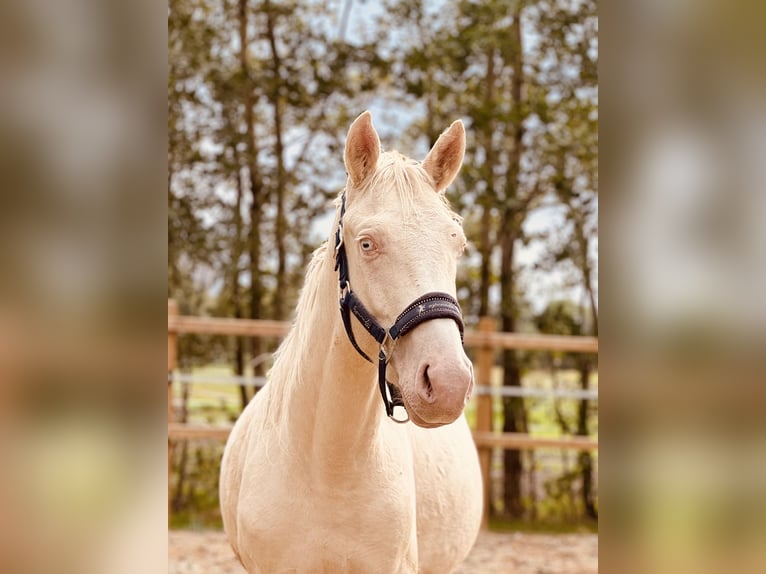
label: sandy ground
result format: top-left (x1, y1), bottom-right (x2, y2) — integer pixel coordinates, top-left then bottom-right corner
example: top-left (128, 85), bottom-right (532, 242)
top-left (169, 529), bottom-right (597, 573)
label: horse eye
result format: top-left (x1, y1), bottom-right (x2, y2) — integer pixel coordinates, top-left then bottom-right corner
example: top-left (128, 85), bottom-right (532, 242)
top-left (360, 239), bottom-right (374, 252)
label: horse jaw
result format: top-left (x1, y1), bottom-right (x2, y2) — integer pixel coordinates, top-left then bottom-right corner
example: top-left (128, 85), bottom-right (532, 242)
top-left (389, 318), bottom-right (474, 428)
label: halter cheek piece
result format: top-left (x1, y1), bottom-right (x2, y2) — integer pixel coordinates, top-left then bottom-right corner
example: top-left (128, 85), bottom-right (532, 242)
top-left (333, 192), bottom-right (465, 423)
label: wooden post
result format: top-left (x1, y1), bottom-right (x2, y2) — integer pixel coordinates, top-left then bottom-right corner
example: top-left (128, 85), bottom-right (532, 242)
top-left (475, 316), bottom-right (495, 529)
top-left (168, 299), bottom-right (178, 524)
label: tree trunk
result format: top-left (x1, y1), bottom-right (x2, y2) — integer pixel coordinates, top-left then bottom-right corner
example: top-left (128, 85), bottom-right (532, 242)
top-left (574, 213), bottom-right (598, 335)
top-left (571, 210), bottom-right (597, 520)
top-left (500, 4), bottom-right (527, 520)
top-left (265, 3), bottom-right (288, 321)
top-left (500, 232), bottom-right (526, 518)
top-left (478, 46), bottom-right (496, 317)
top-left (171, 376), bottom-right (191, 511)
top-left (167, 161), bottom-right (178, 298)
top-left (239, 0), bottom-right (266, 381)
top-left (233, 167), bottom-right (248, 409)
top-left (577, 356), bottom-right (597, 520)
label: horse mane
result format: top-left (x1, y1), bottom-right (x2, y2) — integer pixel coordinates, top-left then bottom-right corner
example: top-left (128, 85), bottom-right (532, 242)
top-left (261, 240), bottom-right (330, 443)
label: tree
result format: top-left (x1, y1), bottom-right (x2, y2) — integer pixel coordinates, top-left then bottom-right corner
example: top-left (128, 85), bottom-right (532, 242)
top-left (170, 0), bottom-right (392, 389)
top-left (168, 0), bottom-right (219, 303)
top-left (535, 299), bottom-right (597, 520)
top-left (531, 0), bottom-right (598, 520)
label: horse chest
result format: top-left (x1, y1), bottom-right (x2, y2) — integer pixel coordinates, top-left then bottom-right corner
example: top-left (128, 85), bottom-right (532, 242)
top-left (234, 429), bottom-right (419, 572)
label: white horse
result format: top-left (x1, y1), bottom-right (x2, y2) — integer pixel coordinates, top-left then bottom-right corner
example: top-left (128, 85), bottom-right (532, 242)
top-left (220, 111), bottom-right (482, 573)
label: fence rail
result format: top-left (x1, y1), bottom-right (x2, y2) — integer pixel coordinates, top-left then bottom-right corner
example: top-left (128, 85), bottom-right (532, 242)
top-left (168, 313), bottom-right (598, 353)
top-left (167, 300), bottom-right (598, 526)
top-left (169, 371), bottom-right (598, 400)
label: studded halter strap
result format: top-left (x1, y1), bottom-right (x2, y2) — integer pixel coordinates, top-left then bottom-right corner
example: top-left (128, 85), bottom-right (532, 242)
top-left (333, 192), bottom-right (465, 422)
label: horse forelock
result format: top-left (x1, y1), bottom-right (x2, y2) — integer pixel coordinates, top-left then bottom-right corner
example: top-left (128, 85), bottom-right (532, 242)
top-left (346, 151), bottom-right (458, 222)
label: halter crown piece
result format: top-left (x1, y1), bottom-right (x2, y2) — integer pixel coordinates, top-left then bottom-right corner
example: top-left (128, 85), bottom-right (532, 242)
top-left (333, 192), bottom-right (465, 423)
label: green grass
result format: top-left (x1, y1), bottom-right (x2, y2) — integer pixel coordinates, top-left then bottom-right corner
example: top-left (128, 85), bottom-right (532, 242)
top-left (172, 364), bottom-right (245, 424)
top-left (489, 517), bottom-right (598, 534)
top-left (170, 508), bottom-right (223, 531)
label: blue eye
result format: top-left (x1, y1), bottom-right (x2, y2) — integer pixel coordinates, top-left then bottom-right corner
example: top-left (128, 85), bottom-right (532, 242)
top-left (360, 239), bottom-right (374, 252)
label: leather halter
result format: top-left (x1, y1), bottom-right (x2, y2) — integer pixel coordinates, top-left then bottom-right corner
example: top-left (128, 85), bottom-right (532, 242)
top-left (333, 192), bottom-right (465, 423)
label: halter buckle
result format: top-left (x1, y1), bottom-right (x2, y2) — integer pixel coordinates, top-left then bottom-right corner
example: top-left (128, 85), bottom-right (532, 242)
top-left (379, 330), bottom-right (398, 362)
top-left (334, 220), bottom-right (344, 254)
top-left (339, 279), bottom-right (351, 299)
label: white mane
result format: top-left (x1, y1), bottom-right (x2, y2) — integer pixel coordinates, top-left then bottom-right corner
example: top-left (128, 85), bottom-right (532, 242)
top-left (261, 240), bottom-right (330, 440)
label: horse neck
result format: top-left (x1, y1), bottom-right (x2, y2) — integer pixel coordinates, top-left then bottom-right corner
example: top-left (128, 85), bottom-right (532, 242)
top-left (269, 243), bottom-right (384, 469)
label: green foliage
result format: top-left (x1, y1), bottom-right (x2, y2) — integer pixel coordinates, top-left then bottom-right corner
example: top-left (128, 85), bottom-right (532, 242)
top-left (170, 441), bottom-right (227, 529)
top-left (168, 0), bottom-right (597, 327)
top-left (536, 299), bottom-right (583, 335)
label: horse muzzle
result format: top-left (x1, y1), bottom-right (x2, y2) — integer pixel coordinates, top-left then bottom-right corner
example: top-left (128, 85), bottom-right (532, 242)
top-left (398, 350), bottom-right (474, 428)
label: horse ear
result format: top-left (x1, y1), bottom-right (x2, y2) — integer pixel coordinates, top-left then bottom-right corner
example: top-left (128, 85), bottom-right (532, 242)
top-left (422, 120), bottom-right (466, 193)
top-left (344, 111), bottom-right (381, 188)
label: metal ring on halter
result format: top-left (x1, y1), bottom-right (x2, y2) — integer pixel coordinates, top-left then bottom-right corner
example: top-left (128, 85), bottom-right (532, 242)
top-left (334, 220), bottom-right (344, 252)
top-left (339, 279), bottom-right (351, 298)
top-left (389, 407), bottom-right (410, 424)
top-left (385, 383), bottom-right (410, 424)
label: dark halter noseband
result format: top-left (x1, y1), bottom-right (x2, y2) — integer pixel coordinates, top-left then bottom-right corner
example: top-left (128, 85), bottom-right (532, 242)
top-left (333, 192), bottom-right (465, 423)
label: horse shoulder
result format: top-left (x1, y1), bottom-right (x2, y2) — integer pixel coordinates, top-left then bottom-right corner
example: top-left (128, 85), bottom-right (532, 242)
top-left (220, 388), bottom-right (273, 566)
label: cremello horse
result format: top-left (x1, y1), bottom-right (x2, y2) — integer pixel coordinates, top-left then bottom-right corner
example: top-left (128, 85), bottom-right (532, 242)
top-left (220, 111), bottom-right (482, 573)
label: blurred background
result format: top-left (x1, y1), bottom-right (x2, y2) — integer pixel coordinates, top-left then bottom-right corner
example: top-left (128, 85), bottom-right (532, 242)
top-left (601, 1), bottom-right (766, 573)
top-left (168, 0), bottom-right (597, 538)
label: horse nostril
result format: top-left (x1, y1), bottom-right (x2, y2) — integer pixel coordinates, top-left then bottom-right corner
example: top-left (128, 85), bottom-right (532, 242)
top-left (423, 365), bottom-right (433, 398)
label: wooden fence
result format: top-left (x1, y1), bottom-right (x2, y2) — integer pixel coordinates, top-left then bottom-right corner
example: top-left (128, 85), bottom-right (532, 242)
top-left (167, 300), bottom-right (598, 526)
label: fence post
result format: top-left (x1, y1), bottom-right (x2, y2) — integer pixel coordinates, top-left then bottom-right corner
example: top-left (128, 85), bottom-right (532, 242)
top-left (475, 316), bottom-right (495, 529)
top-left (168, 299), bottom-right (178, 523)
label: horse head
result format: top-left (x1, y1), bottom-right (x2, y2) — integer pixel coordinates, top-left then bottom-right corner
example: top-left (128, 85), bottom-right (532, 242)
top-left (338, 111), bottom-right (473, 428)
